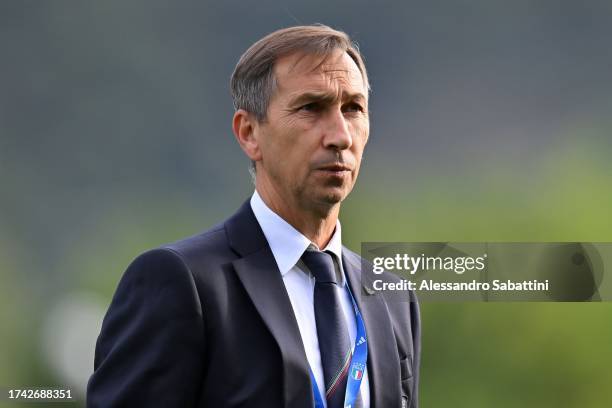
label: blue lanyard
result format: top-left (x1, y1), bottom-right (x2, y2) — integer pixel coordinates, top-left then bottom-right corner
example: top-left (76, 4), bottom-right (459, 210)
top-left (310, 284), bottom-right (368, 408)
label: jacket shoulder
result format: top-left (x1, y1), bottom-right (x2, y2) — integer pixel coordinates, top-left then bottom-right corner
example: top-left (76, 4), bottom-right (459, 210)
top-left (156, 222), bottom-right (236, 268)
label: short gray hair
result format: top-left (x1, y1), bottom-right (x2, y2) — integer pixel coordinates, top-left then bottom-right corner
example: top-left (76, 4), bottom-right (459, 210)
top-left (230, 24), bottom-right (370, 122)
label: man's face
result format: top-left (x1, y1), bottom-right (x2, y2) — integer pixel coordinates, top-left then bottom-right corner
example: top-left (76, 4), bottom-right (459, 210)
top-left (254, 49), bottom-right (370, 214)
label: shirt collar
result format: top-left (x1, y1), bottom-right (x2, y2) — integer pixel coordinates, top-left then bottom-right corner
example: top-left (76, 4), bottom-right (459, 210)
top-left (250, 190), bottom-right (344, 280)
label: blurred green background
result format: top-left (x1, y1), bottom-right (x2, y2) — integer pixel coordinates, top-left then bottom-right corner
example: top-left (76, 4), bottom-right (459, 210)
top-left (1, 1), bottom-right (611, 407)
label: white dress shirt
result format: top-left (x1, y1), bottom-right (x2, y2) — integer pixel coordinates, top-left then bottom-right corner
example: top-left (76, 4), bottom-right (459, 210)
top-left (250, 191), bottom-right (370, 408)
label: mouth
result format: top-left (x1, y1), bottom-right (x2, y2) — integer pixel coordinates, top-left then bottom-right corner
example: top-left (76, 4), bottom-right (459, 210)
top-left (316, 163), bottom-right (353, 177)
top-left (317, 163), bottom-right (352, 171)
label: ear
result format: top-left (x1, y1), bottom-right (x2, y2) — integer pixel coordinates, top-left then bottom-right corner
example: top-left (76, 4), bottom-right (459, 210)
top-left (232, 109), bottom-right (263, 161)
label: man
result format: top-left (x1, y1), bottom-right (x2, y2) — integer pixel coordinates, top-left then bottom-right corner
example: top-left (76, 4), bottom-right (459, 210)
top-left (87, 25), bottom-right (420, 408)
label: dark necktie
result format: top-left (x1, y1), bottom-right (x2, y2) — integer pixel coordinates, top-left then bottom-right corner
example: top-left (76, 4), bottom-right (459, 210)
top-left (302, 249), bottom-right (352, 408)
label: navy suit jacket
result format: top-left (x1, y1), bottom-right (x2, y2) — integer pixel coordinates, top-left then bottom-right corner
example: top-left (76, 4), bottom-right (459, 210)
top-left (87, 200), bottom-right (421, 407)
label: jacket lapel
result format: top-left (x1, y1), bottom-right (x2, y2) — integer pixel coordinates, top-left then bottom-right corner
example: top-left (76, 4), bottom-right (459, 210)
top-left (226, 201), bottom-right (313, 408)
top-left (343, 250), bottom-right (401, 408)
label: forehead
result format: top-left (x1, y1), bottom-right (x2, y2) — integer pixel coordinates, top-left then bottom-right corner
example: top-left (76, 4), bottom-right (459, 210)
top-left (273, 50), bottom-right (367, 99)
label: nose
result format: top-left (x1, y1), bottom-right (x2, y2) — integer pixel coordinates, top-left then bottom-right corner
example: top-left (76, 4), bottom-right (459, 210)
top-left (322, 108), bottom-right (352, 150)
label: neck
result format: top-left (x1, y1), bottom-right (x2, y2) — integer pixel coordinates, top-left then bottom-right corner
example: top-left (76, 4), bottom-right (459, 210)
top-left (256, 184), bottom-right (339, 250)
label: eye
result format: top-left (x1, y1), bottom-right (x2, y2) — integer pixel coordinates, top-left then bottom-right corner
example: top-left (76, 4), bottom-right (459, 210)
top-left (298, 102), bottom-right (321, 112)
top-left (343, 102), bottom-right (364, 113)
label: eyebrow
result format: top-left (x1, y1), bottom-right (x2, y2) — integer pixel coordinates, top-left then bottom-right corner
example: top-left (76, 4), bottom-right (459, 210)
top-left (289, 91), bottom-right (367, 107)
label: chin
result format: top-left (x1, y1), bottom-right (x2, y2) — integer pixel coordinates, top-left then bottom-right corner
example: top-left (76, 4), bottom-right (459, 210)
top-left (318, 188), bottom-right (349, 206)
top-left (321, 195), bottom-right (343, 206)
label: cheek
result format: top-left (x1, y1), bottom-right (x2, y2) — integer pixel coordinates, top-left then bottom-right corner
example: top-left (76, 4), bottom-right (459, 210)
top-left (277, 138), bottom-right (313, 177)
top-left (284, 126), bottom-right (320, 161)
top-left (349, 118), bottom-right (369, 141)
top-left (352, 130), bottom-right (369, 157)
top-left (276, 118), bottom-right (313, 151)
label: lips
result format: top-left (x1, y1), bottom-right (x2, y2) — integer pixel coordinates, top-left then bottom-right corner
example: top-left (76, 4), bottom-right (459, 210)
top-left (317, 163), bottom-right (352, 172)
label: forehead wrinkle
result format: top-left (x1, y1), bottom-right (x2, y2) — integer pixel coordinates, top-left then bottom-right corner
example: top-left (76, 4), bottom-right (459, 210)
top-left (323, 69), bottom-right (367, 102)
top-left (274, 52), bottom-right (367, 104)
top-left (286, 65), bottom-right (367, 103)
top-left (316, 62), bottom-right (363, 91)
